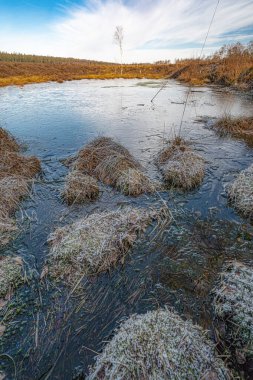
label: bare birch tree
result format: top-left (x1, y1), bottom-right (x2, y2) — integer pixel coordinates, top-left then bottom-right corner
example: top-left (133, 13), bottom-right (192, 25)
top-left (114, 25), bottom-right (124, 75)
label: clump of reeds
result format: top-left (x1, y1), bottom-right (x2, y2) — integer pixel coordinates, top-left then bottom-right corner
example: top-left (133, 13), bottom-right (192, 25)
top-left (62, 171), bottom-right (99, 205)
top-left (47, 206), bottom-right (170, 283)
top-left (213, 261), bottom-right (253, 365)
top-left (0, 256), bottom-right (24, 302)
top-left (156, 137), bottom-right (205, 190)
top-left (0, 128), bottom-right (41, 246)
top-left (116, 168), bottom-right (160, 196)
top-left (68, 137), bottom-right (157, 196)
top-left (87, 308), bottom-right (230, 380)
top-left (214, 115), bottom-right (253, 145)
top-left (227, 164), bottom-right (253, 217)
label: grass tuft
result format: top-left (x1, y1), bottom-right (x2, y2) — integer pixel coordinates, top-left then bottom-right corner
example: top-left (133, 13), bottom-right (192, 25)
top-left (227, 164), bottom-right (253, 217)
top-left (0, 128), bottom-right (41, 246)
top-left (88, 308), bottom-right (230, 379)
top-left (157, 137), bottom-right (205, 190)
top-left (214, 115), bottom-right (253, 145)
top-left (0, 256), bottom-right (24, 302)
top-left (213, 261), bottom-right (253, 365)
top-left (68, 137), bottom-right (157, 196)
top-left (62, 171), bottom-right (99, 205)
top-left (47, 206), bottom-right (170, 284)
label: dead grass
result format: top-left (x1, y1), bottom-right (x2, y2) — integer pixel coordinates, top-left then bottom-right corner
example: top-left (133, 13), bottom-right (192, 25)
top-left (213, 261), bottom-right (253, 365)
top-left (95, 153), bottom-right (138, 186)
top-left (47, 206), bottom-right (170, 284)
top-left (0, 256), bottom-right (24, 302)
top-left (0, 176), bottom-right (29, 217)
top-left (88, 308), bottom-right (230, 379)
top-left (71, 137), bottom-right (133, 174)
top-left (0, 151), bottom-right (41, 179)
top-left (214, 115), bottom-right (253, 145)
top-left (0, 128), bottom-right (19, 153)
top-left (116, 168), bottom-right (160, 196)
top-left (62, 171), bottom-right (99, 205)
top-left (227, 164), bottom-right (253, 217)
top-left (69, 137), bottom-right (157, 196)
top-left (157, 137), bottom-right (205, 190)
top-left (0, 128), bottom-right (41, 246)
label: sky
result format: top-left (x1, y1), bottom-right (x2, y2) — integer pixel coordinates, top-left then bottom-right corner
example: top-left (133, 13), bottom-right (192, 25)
top-left (0, 0), bottom-right (253, 63)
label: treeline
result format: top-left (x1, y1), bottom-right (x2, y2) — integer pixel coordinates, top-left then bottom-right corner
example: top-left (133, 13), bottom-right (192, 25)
top-left (0, 51), bottom-right (112, 65)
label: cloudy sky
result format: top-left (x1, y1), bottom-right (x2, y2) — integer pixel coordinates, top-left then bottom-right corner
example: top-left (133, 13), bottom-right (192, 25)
top-left (0, 0), bottom-right (253, 62)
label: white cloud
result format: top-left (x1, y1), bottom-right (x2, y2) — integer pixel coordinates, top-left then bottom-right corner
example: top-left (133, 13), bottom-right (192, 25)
top-left (1, 0), bottom-right (253, 62)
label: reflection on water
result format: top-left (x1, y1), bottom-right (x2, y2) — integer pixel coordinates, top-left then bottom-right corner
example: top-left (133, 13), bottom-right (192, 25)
top-left (0, 79), bottom-right (253, 379)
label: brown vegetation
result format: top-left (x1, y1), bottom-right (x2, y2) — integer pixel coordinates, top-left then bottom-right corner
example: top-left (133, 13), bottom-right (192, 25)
top-left (62, 171), bottom-right (99, 205)
top-left (157, 137), bottom-right (205, 190)
top-left (0, 128), bottom-right (41, 246)
top-left (116, 168), bottom-right (160, 196)
top-left (214, 115), bottom-right (253, 146)
top-left (69, 137), bottom-right (157, 196)
top-left (0, 42), bottom-right (252, 89)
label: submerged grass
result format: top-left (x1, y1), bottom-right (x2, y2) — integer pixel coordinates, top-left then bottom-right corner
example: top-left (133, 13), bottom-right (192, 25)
top-left (88, 308), bottom-right (230, 379)
top-left (69, 137), bottom-right (157, 196)
top-left (213, 261), bottom-right (253, 365)
top-left (227, 164), bottom-right (253, 218)
top-left (214, 115), bottom-right (253, 145)
top-left (62, 171), bottom-right (99, 205)
top-left (47, 206), bottom-right (170, 284)
top-left (156, 137), bottom-right (205, 190)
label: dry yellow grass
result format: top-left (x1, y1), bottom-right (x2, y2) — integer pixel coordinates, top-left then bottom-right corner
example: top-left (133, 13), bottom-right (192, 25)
top-left (0, 151), bottom-right (41, 180)
top-left (157, 137), bottom-right (205, 190)
top-left (214, 115), bottom-right (253, 146)
top-left (69, 137), bottom-right (157, 196)
top-left (0, 127), bottom-right (20, 152)
top-left (116, 168), bottom-right (160, 196)
top-left (62, 171), bottom-right (99, 205)
top-left (0, 128), bottom-right (41, 246)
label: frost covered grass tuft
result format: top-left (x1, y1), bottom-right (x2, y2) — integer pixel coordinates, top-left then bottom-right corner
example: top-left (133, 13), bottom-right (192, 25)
top-left (0, 256), bottom-right (24, 302)
top-left (88, 308), bottom-right (230, 380)
top-left (62, 171), bottom-right (99, 205)
top-left (47, 206), bottom-right (170, 284)
top-left (116, 168), bottom-right (161, 196)
top-left (156, 137), bottom-right (205, 190)
top-left (213, 261), bottom-right (253, 364)
top-left (227, 164), bottom-right (253, 217)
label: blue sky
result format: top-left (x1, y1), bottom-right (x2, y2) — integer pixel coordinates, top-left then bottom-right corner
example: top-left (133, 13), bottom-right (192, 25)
top-left (0, 0), bottom-right (253, 62)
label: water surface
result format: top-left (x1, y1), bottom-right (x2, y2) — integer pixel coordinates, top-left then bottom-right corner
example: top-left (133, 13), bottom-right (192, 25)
top-left (0, 79), bottom-right (253, 379)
